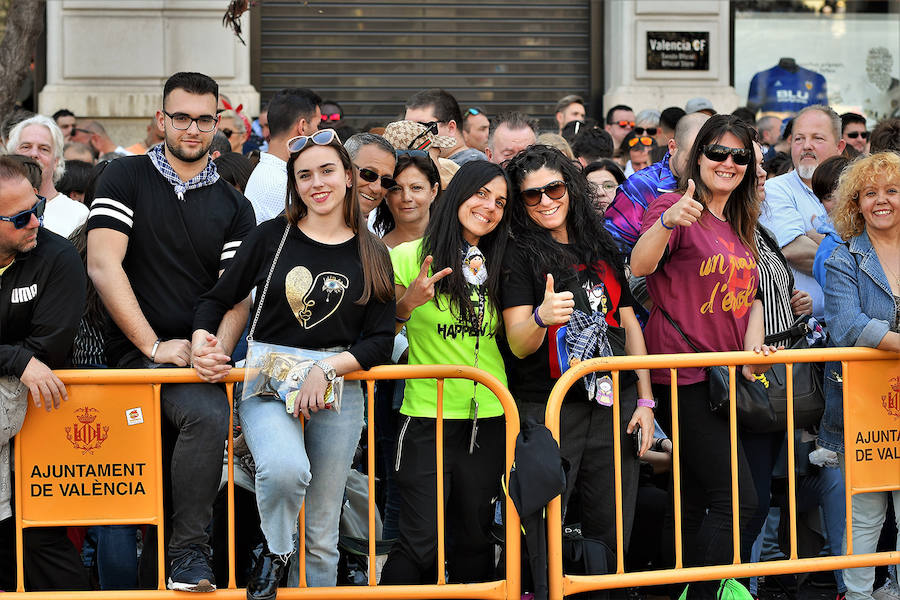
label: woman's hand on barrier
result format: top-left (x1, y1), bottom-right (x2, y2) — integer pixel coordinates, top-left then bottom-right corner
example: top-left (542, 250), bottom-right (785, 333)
top-left (537, 274), bottom-right (575, 326)
top-left (627, 406), bottom-right (655, 457)
top-left (21, 356), bottom-right (67, 411)
top-left (742, 344), bottom-right (783, 379)
top-left (790, 289), bottom-right (813, 316)
top-left (153, 339), bottom-right (192, 367)
top-left (292, 366), bottom-right (328, 420)
top-left (191, 332), bottom-right (232, 382)
top-left (398, 255), bottom-right (452, 316)
top-left (662, 179), bottom-right (703, 228)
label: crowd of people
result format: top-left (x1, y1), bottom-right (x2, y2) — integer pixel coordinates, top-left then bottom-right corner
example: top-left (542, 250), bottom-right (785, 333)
top-left (0, 71), bottom-right (898, 600)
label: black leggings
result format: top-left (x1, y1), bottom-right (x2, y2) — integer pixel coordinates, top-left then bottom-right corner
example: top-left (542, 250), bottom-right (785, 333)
top-left (380, 415), bottom-right (505, 585)
top-left (658, 381), bottom-right (758, 600)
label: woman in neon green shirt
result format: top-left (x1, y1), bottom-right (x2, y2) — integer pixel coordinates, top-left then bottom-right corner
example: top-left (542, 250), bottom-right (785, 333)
top-left (381, 159), bottom-right (511, 585)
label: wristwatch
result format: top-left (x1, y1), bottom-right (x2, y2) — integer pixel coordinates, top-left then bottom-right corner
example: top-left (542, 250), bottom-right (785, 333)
top-left (313, 360), bottom-right (336, 382)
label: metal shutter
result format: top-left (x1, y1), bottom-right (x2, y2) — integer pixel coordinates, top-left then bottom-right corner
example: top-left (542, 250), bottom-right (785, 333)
top-left (257, 0), bottom-right (593, 130)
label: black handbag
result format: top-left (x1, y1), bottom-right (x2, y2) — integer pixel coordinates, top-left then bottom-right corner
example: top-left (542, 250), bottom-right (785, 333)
top-left (761, 316), bottom-right (826, 431)
top-left (659, 308), bottom-right (777, 432)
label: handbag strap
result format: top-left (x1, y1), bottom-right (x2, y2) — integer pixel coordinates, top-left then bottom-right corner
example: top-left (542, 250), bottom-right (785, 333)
top-left (657, 306), bottom-right (703, 354)
top-left (763, 316), bottom-right (810, 346)
top-left (247, 222), bottom-right (291, 341)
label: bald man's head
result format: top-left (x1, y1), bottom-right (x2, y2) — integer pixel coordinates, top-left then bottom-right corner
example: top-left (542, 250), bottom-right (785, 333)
top-left (670, 112), bottom-right (709, 178)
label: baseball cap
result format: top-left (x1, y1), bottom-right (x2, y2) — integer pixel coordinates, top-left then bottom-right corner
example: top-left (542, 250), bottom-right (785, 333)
top-left (685, 97), bottom-right (716, 115)
top-left (382, 120), bottom-right (455, 151)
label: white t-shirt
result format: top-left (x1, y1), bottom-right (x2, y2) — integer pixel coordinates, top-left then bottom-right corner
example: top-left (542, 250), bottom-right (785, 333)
top-left (43, 193), bottom-right (89, 238)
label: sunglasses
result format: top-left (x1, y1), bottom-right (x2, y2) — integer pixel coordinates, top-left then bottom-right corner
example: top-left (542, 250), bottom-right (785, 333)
top-left (610, 120), bottom-right (635, 128)
top-left (221, 128), bottom-right (234, 139)
top-left (287, 128), bottom-right (339, 153)
top-left (634, 127), bottom-right (658, 136)
top-left (521, 180), bottom-right (567, 206)
top-left (396, 149), bottom-right (430, 159)
top-left (846, 131), bottom-right (869, 140)
top-left (465, 107), bottom-right (484, 117)
top-left (357, 166), bottom-right (396, 190)
top-left (321, 113), bottom-right (341, 122)
top-left (702, 144), bottom-right (752, 166)
top-left (0, 195), bottom-right (45, 229)
top-left (628, 136), bottom-right (654, 148)
top-left (72, 127), bottom-right (94, 137)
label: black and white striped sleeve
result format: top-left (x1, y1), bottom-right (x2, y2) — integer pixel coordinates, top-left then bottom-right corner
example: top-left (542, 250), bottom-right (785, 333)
top-left (86, 160), bottom-right (135, 236)
top-left (220, 196), bottom-right (257, 272)
top-left (220, 240), bottom-right (242, 270)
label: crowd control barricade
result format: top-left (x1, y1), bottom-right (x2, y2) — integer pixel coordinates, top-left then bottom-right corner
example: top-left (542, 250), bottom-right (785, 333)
top-left (12, 365), bottom-right (521, 599)
top-left (543, 348), bottom-right (900, 600)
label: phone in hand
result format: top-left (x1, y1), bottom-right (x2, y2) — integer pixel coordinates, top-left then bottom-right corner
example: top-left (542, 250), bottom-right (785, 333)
top-left (631, 426), bottom-right (642, 458)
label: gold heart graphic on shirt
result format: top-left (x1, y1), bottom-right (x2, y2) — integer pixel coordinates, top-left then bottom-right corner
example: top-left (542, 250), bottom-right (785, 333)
top-left (285, 266), bottom-right (349, 329)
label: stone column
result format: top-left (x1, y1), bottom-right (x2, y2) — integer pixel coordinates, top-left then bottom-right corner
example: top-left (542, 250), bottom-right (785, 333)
top-left (603, 0), bottom-right (740, 114)
top-left (38, 0), bottom-right (259, 145)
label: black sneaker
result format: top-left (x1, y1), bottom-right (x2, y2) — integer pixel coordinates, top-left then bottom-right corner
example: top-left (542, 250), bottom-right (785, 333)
top-left (167, 545), bottom-right (216, 592)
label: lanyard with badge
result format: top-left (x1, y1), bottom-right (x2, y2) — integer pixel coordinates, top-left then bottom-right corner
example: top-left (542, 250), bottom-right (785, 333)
top-left (462, 244), bottom-right (487, 453)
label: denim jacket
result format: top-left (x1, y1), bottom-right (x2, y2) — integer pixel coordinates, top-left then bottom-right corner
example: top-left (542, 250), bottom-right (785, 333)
top-left (819, 231), bottom-right (899, 453)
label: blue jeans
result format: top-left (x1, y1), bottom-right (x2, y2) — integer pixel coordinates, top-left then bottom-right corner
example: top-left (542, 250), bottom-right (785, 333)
top-left (239, 383), bottom-right (364, 586)
top-left (95, 525), bottom-right (139, 590)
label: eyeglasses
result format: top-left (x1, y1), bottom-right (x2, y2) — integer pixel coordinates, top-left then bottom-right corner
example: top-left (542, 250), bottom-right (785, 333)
top-left (221, 128), bottom-right (234, 139)
top-left (287, 128), bottom-right (339, 153)
top-left (628, 136), bottom-right (654, 148)
top-left (162, 110), bottom-right (218, 132)
top-left (396, 149), bottom-right (430, 159)
top-left (321, 113), bottom-right (341, 122)
top-left (702, 144), bottom-right (752, 166)
top-left (610, 120), bottom-right (635, 128)
top-left (634, 127), bottom-right (658, 136)
top-left (521, 180), bottom-right (567, 206)
top-left (846, 131), bottom-right (869, 140)
top-left (595, 181), bottom-right (618, 192)
top-left (0, 195), bottom-right (45, 229)
top-left (356, 166), bottom-right (396, 190)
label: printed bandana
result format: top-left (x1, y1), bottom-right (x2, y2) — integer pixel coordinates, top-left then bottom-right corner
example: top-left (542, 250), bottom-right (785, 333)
top-left (147, 143), bottom-right (219, 201)
top-left (565, 308), bottom-right (613, 401)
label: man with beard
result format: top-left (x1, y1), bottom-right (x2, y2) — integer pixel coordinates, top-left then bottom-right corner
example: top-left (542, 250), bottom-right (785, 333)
top-left (761, 105), bottom-right (844, 318)
top-left (86, 72), bottom-right (255, 592)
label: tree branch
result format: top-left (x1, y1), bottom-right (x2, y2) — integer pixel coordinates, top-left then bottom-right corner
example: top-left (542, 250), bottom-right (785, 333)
top-left (0, 0), bottom-right (45, 118)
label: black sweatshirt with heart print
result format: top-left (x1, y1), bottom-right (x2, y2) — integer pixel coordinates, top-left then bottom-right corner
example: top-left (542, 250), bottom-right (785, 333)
top-left (193, 217), bottom-right (394, 370)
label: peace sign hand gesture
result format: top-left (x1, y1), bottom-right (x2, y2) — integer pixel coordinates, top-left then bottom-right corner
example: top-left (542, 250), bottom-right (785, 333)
top-left (398, 255), bottom-right (453, 317)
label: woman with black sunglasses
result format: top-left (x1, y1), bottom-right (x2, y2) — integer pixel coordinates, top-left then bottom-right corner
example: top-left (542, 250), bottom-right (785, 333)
top-left (501, 145), bottom-right (655, 568)
top-left (192, 129), bottom-right (395, 597)
top-left (630, 114), bottom-right (777, 599)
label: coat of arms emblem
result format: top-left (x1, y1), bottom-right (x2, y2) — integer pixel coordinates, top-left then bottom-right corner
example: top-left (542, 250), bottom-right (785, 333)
top-left (65, 407), bottom-right (109, 454)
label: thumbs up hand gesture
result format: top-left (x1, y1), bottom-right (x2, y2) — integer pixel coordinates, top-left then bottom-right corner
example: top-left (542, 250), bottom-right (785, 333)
top-left (662, 179), bottom-right (704, 229)
top-left (535, 273), bottom-right (575, 327)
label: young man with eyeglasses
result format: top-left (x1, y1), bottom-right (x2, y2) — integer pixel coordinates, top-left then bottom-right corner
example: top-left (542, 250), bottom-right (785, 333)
top-left (86, 71), bottom-right (256, 592)
top-left (0, 156), bottom-right (89, 592)
top-left (244, 87), bottom-right (322, 224)
top-left (404, 88), bottom-right (487, 166)
top-left (6, 115), bottom-right (89, 238)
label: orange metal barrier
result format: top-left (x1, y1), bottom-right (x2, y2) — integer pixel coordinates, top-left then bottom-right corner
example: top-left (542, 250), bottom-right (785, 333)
top-left (11, 365), bottom-right (520, 599)
top-left (544, 347), bottom-right (900, 600)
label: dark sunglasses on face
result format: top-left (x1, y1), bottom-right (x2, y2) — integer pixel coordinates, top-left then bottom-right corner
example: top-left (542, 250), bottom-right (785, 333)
top-left (610, 120), bottom-right (635, 128)
top-left (417, 121), bottom-right (440, 135)
top-left (221, 128), bottom-right (234, 139)
top-left (521, 180), bottom-right (567, 206)
top-left (356, 166), bottom-right (396, 190)
top-left (0, 195), bottom-right (46, 229)
top-left (628, 136), bottom-right (654, 148)
top-left (702, 144), bottom-right (752, 166)
top-left (634, 127), bottom-right (658, 136)
top-left (846, 131), bottom-right (869, 140)
top-left (287, 128), bottom-right (339, 153)
top-left (321, 113), bottom-right (341, 122)
top-left (163, 110), bottom-right (218, 132)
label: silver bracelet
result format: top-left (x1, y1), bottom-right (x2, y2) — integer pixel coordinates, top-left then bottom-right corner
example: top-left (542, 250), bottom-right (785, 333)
top-left (150, 339), bottom-right (161, 362)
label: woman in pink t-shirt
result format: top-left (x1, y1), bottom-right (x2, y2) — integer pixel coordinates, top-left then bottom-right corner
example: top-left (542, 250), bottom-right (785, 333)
top-left (631, 114), bottom-right (777, 599)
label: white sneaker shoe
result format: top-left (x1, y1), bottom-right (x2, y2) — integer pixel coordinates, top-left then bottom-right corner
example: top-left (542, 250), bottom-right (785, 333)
top-left (872, 581), bottom-right (900, 600)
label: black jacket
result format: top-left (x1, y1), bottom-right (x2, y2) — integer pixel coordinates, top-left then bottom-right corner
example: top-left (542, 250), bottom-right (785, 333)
top-left (0, 227), bottom-right (86, 377)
